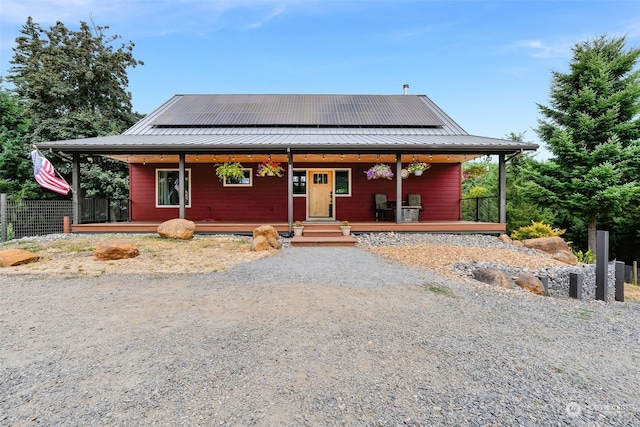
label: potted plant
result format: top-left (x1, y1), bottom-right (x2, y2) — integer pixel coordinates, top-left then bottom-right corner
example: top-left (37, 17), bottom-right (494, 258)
top-left (365, 163), bottom-right (394, 180)
top-left (256, 160), bottom-right (285, 177)
top-left (406, 162), bottom-right (431, 176)
top-left (292, 220), bottom-right (304, 237)
top-left (215, 162), bottom-right (245, 182)
top-left (340, 220), bottom-right (351, 236)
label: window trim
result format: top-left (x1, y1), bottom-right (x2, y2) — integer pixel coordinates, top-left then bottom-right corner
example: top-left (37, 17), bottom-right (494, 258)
top-left (222, 168), bottom-right (253, 187)
top-left (334, 169), bottom-right (352, 197)
top-left (156, 168), bottom-right (191, 208)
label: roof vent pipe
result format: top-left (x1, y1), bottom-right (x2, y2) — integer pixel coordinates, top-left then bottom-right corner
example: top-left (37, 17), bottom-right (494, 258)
top-left (403, 84), bottom-right (409, 95)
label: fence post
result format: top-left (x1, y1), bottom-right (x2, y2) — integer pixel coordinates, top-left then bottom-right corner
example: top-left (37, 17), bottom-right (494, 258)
top-left (569, 272), bottom-right (583, 300)
top-left (1, 193), bottom-right (7, 242)
top-left (595, 230), bottom-right (609, 302)
top-left (615, 261), bottom-right (625, 302)
top-left (537, 275), bottom-right (549, 296)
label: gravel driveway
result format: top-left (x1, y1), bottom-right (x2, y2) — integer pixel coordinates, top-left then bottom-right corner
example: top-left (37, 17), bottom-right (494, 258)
top-left (1, 244), bottom-right (639, 426)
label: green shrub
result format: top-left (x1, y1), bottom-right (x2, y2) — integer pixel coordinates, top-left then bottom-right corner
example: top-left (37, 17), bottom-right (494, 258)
top-left (511, 220), bottom-right (565, 240)
top-left (573, 247), bottom-right (595, 264)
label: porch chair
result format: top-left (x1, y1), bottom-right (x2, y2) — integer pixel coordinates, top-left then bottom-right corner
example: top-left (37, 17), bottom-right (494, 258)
top-left (407, 193), bottom-right (424, 221)
top-left (374, 193), bottom-right (395, 221)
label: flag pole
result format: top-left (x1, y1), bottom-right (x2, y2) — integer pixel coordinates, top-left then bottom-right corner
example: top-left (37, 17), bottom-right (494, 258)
top-left (31, 145), bottom-right (74, 193)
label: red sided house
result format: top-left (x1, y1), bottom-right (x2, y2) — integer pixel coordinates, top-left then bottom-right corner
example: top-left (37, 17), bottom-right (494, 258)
top-left (36, 92), bottom-right (538, 234)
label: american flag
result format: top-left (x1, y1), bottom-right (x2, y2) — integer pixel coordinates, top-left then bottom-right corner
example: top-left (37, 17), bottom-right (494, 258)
top-left (30, 150), bottom-right (71, 195)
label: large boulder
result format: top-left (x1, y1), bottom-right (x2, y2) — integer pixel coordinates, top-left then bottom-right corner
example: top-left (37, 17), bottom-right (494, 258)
top-left (0, 249), bottom-right (39, 267)
top-left (251, 235), bottom-right (270, 252)
top-left (514, 273), bottom-right (545, 295)
top-left (253, 224), bottom-right (280, 241)
top-left (157, 218), bottom-right (195, 240)
top-left (522, 236), bottom-right (577, 265)
top-left (472, 268), bottom-right (512, 289)
top-left (252, 225), bottom-right (281, 250)
top-left (94, 240), bottom-right (140, 261)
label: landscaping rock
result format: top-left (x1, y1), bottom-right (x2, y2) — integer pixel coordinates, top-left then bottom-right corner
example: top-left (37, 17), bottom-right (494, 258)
top-left (267, 237), bottom-right (282, 250)
top-left (498, 234), bottom-right (512, 244)
top-left (522, 236), bottom-right (577, 265)
top-left (253, 225), bottom-right (282, 250)
top-left (514, 273), bottom-right (545, 295)
top-left (251, 235), bottom-right (270, 251)
top-left (94, 240), bottom-right (140, 261)
top-left (157, 218), bottom-right (195, 240)
top-left (0, 249), bottom-right (39, 267)
top-left (472, 267), bottom-right (512, 289)
top-left (253, 224), bottom-right (280, 241)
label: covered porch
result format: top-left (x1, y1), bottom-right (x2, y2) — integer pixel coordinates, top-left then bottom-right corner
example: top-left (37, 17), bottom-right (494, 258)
top-left (72, 219), bottom-right (505, 235)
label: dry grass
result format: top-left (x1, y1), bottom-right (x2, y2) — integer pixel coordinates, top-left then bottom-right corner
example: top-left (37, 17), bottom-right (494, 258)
top-left (365, 243), bottom-right (567, 280)
top-left (0, 234), bottom-right (273, 275)
top-left (625, 283), bottom-right (640, 302)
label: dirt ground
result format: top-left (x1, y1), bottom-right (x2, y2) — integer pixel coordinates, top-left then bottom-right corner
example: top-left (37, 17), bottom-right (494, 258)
top-left (4, 232), bottom-right (638, 300)
top-left (0, 234), bottom-right (272, 276)
top-left (0, 232), bottom-right (565, 278)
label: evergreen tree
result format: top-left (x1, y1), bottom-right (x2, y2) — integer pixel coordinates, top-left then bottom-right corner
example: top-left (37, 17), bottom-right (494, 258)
top-left (533, 35), bottom-right (640, 252)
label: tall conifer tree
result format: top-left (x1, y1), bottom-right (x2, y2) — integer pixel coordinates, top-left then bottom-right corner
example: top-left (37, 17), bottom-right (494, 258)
top-left (533, 35), bottom-right (640, 252)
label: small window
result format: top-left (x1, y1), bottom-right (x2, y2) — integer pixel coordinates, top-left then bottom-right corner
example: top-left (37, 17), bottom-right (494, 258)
top-left (293, 170), bottom-right (306, 195)
top-left (223, 168), bottom-right (252, 187)
top-left (157, 169), bottom-right (191, 207)
top-left (335, 169), bottom-right (351, 196)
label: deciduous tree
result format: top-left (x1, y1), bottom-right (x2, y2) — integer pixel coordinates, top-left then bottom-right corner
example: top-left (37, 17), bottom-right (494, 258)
top-left (6, 17), bottom-right (144, 199)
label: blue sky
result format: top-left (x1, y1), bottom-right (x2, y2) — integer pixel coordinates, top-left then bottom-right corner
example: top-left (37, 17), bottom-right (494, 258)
top-left (1, 0), bottom-right (640, 159)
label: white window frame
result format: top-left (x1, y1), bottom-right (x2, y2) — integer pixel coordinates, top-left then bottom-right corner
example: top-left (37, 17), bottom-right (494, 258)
top-left (223, 168), bottom-right (253, 187)
top-left (156, 168), bottom-right (191, 208)
top-left (334, 169), bottom-right (352, 197)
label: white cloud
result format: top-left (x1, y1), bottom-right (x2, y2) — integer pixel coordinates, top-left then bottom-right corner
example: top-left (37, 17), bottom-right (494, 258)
top-left (516, 39), bottom-right (572, 59)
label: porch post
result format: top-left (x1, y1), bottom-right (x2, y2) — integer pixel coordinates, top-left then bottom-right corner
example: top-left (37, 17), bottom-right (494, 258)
top-left (179, 154), bottom-right (186, 219)
top-left (287, 148), bottom-right (293, 232)
top-left (396, 153), bottom-right (402, 224)
top-left (498, 153), bottom-right (506, 224)
top-left (72, 153), bottom-right (80, 225)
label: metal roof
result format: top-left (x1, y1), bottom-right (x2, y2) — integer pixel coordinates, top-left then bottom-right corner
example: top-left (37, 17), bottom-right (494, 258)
top-left (36, 133), bottom-right (537, 154)
top-left (148, 94), bottom-right (445, 127)
top-left (36, 93), bottom-right (539, 155)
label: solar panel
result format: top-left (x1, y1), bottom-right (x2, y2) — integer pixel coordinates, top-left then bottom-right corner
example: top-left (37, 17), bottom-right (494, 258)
top-left (150, 94), bottom-right (445, 127)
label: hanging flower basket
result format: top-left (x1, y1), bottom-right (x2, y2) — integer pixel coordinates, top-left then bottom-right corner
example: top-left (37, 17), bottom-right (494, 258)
top-left (406, 162), bottom-right (431, 176)
top-left (215, 162), bottom-right (245, 181)
top-left (256, 160), bottom-right (285, 177)
top-left (365, 163), bottom-right (394, 180)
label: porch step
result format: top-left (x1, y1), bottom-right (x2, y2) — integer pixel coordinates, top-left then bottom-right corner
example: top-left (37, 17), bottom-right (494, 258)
top-left (302, 228), bottom-right (343, 238)
top-left (290, 235), bottom-right (357, 247)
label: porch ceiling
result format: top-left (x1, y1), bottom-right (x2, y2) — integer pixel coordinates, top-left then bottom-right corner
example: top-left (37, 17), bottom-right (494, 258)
top-left (107, 153), bottom-right (484, 164)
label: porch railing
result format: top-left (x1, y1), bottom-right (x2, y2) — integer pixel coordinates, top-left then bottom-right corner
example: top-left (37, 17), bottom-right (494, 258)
top-left (1, 194), bottom-right (72, 241)
top-left (80, 198), bottom-right (130, 224)
top-left (460, 195), bottom-right (499, 223)
top-left (1, 194), bottom-right (130, 242)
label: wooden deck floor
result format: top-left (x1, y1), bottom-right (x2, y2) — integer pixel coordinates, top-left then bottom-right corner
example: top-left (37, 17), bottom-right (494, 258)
top-left (72, 220), bottom-right (505, 235)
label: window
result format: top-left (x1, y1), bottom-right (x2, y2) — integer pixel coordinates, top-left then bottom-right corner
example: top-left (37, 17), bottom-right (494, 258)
top-left (293, 170), bottom-right (306, 195)
top-left (157, 169), bottom-right (191, 207)
top-left (223, 168), bottom-right (252, 187)
top-left (335, 169), bottom-right (351, 196)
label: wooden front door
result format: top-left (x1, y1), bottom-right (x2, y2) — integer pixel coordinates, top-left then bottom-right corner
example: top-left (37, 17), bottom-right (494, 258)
top-left (308, 170), bottom-right (333, 219)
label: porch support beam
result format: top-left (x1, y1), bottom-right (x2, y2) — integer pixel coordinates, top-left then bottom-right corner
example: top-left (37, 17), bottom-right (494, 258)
top-left (396, 153), bottom-right (402, 224)
top-left (498, 153), bottom-right (506, 224)
top-left (287, 148), bottom-right (293, 232)
top-left (179, 154), bottom-right (186, 219)
top-left (72, 153), bottom-right (80, 225)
